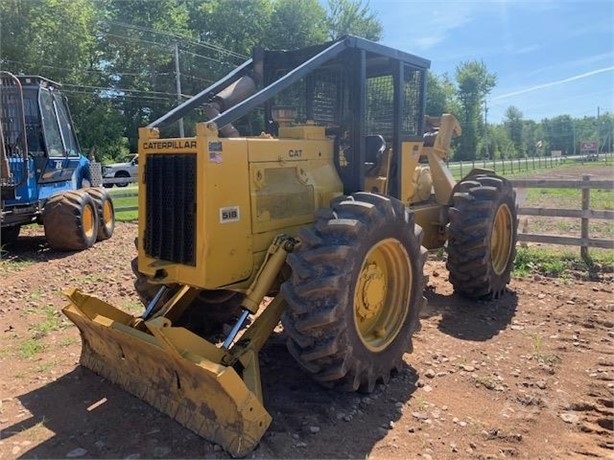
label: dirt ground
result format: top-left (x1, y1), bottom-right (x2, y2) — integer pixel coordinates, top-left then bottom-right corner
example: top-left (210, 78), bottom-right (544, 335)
top-left (1, 163), bottom-right (613, 460)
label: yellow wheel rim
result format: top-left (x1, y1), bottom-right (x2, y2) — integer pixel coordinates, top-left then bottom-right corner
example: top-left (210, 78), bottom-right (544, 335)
top-left (83, 204), bottom-right (95, 239)
top-left (491, 203), bottom-right (513, 275)
top-left (354, 238), bottom-right (412, 352)
top-left (102, 199), bottom-right (113, 226)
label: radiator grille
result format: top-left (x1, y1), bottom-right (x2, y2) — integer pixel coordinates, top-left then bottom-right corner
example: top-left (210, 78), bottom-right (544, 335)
top-left (144, 154), bottom-right (197, 265)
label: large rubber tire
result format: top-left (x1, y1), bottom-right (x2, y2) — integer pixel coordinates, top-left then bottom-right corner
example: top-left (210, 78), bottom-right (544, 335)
top-left (1, 225), bottom-right (21, 246)
top-left (281, 192), bottom-right (427, 392)
top-left (131, 257), bottom-right (242, 337)
top-left (85, 187), bottom-right (115, 241)
top-left (115, 171), bottom-right (130, 187)
top-left (446, 173), bottom-right (517, 299)
top-left (42, 190), bottom-right (98, 251)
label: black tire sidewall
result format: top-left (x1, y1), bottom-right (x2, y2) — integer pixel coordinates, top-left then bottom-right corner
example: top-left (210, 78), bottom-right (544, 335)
top-left (115, 172), bottom-right (130, 187)
top-left (80, 195), bottom-right (99, 248)
top-left (282, 193), bottom-right (425, 391)
top-left (43, 191), bottom-right (99, 251)
top-left (85, 187), bottom-right (115, 241)
top-left (447, 174), bottom-right (518, 298)
top-left (341, 219), bottom-right (420, 369)
top-left (490, 190), bottom-right (517, 283)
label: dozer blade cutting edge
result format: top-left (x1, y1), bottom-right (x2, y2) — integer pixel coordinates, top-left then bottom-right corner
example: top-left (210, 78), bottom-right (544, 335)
top-left (62, 288), bottom-right (271, 458)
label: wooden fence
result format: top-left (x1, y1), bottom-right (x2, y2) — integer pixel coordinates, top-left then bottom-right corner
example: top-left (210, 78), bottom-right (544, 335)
top-left (510, 175), bottom-right (614, 260)
top-left (453, 155), bottom-right (566, 179)
top-left (111, 175), bottom-right (614, 260)
top-left (108, 190), bottom-right (139, 213)
top-left (450, 152), bottom-right (612, 179)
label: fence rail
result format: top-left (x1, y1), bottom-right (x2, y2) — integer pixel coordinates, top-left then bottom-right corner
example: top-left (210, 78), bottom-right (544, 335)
top-left (452, 155), bottom-right (566, 178)
top-left (110, 176), bottom-right (614, 260)
top-left (449, 152), bottom-right (613, 179)
top-left (510, 175), bottom-right (614, 260)
top-left (108, 189), bottom-right (139, 213)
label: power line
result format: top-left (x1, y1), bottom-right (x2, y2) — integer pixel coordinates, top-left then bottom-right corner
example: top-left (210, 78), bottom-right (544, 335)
top-left (2, 58), bottom-right (173, 78)
top-left (102, 20), bottom-right (247, 60)
top-left (179, 48), bottom-right (242, 65)
top-left (101, 31), bottom-right (244, 68)
top-left (103, 32), bottom-right (174, 50)
top-left (2, 58), bottom-right (214, 94)
top-left (60, 88), bottom-right (178, 102)
top-left (62, 83), bottom-right (182, 97)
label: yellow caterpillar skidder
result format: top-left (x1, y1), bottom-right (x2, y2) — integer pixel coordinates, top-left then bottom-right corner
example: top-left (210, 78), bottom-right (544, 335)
top-left (63, 36), bottom-right (517, 456)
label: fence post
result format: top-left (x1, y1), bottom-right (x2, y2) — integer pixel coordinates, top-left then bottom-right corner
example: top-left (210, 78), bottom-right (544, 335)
top-left (581, 175), bottom-right (591, 262)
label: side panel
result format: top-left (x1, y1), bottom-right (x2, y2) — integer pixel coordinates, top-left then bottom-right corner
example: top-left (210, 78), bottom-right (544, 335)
top-left (138, 131), bottom-right (253, 290)
top-left (8, 156), bottom-right (89, 201)
top-left (137, 127), bottom-right (342, 291)
top-left (247, 137), bottom-right (341, 255)
top-left (202, 138), bottom-right (253, 285)
top-left (399, 141), bottom-right (422, 204)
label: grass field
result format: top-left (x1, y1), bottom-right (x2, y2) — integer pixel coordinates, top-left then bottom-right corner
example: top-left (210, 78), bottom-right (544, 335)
top-left (108, 185), bottom-right (138, 222)
top-left (103, 160), bottom-right (613, 276)
top-left (513, 159), bottom-right (613, 248)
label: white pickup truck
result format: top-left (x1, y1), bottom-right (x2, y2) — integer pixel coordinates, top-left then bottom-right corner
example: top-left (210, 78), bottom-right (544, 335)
top-left (102, 154), bottom-right (138, 187)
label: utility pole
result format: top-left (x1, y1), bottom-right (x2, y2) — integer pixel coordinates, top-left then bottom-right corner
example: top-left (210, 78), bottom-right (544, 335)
top-left (174, 42), bottom-right (185, 137)
top-left (484, 101), bottom-right (489, 160)
top-left (597, 106), bottom-right (601, 155)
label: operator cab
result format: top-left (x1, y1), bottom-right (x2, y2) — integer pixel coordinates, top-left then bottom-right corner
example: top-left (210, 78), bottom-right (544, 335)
top-left (1, 72), bottom-right (83, 199)
top-left (20, 75), bottom-right (80, 158)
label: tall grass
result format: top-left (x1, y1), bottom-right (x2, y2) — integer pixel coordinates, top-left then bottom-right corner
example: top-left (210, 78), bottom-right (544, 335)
top-left (108, 186), bottom-right (138, 221)
top-left (513, 246), bottom-right (614, 279)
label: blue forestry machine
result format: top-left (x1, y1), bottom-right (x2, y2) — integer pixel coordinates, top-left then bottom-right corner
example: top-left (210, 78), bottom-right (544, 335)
top-left (0, 72), bottom-right (115, 250)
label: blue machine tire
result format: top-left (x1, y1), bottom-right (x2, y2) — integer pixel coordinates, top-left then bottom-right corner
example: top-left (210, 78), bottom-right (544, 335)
top-left (85, 187), bottom-right (115, 241)
top-left (42, 190), bottom-right (99, 251)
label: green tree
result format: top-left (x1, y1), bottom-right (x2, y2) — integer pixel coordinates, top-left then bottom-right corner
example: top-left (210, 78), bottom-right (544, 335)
top-left (488, 124), bottom-right (513, 160)
top-left (0, 0), bottom-right (97, 81)
top-left (503, 105), bottom-right (523, 157)
top-left (426, 72), bottom-right (457, 117)
top-left (521, 119), bottom-right (544, 157)
top-left (596, 112), bottom-right (614, 153)
top-left (542, 115), bottom-right (574, 155)
top-left (189, 0), bottom-right (272, 57)
top-left (454, 61), bottom-right (496, 160)
top-left (325, 0), bottom-right (383, 40)
top-left (98, 0), bottom-right (197, 148)
top-left (268, 0), bottom-right (327, 49)
top-left (0, 0), bottom-right (125, 158)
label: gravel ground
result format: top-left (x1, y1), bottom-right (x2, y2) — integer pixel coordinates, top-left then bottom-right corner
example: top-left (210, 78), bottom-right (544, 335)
top-left (0, 219), bottom-right (612, 459)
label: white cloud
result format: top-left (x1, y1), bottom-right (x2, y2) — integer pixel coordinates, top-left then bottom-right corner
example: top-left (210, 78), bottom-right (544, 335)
top-left (512, 44), bottom-right (540, 55)
top-left (492, 65), bottom-right (614, 100)
top-left (378, 1), bottom-right (479, 51)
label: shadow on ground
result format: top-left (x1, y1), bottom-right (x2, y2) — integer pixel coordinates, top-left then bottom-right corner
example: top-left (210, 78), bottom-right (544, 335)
top-left (1, 233), bottom-right (72, 264)
top-left (8, 335), bottom-right (418, 459)
top-left (423, 287), bottom-right (518, 341)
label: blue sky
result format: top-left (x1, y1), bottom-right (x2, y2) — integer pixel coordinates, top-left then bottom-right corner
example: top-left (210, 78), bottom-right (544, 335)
top-left (371, 0), bottom-right (613, 123)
